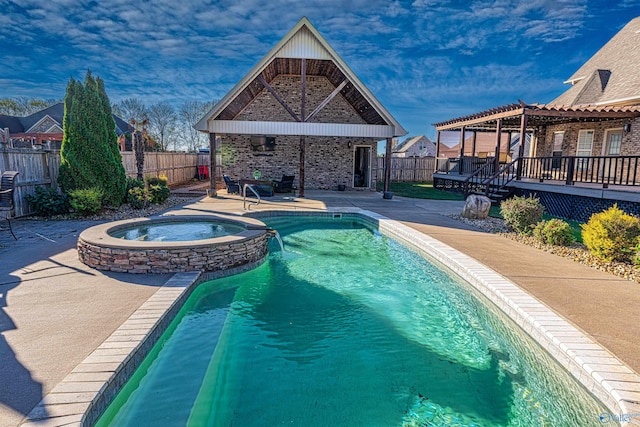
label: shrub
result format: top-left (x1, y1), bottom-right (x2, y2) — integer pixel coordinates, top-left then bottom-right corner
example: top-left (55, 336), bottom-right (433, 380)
top-left (127, 187), bottom-right (149, 209)
top-left (146, 175), bottom-right (170, 204)
top-left (148, 184), bottom-right (170, 204)
top-left (533, 218), bottom-right (575, 246)
top-left (500, 195), bottom-right (544, 235)
top-left (126, 177), bottom-right (144, 191)
top-left (147, 174), bottom-right (168, 187)
top-left (581, 205), bottom-right (640, 263)
top-left (26, 186), bottom-right (69, 216)
top-left (69, 187), bottom-right (103, 216)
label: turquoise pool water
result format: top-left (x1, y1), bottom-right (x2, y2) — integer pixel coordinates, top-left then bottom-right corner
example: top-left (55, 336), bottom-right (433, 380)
top-left (97, 216), bottom-right (608, 427)
top-left (109, 221), bottom-right (245, 241)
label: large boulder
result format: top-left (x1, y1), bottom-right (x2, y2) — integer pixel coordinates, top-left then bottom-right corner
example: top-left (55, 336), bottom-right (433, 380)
top-left (461, 194), bottom-right (492, 219)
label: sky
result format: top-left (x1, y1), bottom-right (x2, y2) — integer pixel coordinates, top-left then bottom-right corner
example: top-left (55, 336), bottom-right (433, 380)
top-left (1, 0), bottom-right (639, 142)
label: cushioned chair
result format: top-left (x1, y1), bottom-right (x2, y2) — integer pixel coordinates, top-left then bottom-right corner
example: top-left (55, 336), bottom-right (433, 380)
top-left (223, 175), bottom-right (240, 194)
top-left (0, 171), bottom-right (19, 240)
top-left (273, 175), bottom-right (295, 193)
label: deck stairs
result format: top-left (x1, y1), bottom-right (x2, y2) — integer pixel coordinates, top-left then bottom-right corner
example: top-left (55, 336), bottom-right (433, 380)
top-left (463, 158), bottom-right (519, 204)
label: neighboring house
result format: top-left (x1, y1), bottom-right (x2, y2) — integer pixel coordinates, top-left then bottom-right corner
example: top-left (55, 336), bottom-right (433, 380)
top-left (432, 16), bottom-right (640, 221)
top-left (393, 135), bottom-right (435, 157)
top-left (437, 131), bottom-right (512, 160)
top-left (195, 17), bottom-right (406, 195)
top-left (0, 103), bottom-right (132, 149)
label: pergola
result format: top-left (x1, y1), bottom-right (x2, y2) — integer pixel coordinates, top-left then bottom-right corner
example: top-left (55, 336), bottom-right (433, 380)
top-left (434, 102), bottom-right (640, 171)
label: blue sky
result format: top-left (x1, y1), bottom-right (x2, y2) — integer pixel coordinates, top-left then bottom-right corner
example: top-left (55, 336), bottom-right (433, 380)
top-left (1, 0), bottom-right (639, 141)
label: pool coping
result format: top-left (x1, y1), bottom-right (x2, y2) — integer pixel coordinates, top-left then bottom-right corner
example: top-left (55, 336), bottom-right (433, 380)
top-left (78, 213), bottom-right (268, 250)
top-left (21, 209), bottom-right (640, 426)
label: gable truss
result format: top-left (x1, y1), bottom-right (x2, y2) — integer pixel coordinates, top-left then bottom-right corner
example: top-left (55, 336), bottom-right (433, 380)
top-left (215, 58), bottom-right (386, 125)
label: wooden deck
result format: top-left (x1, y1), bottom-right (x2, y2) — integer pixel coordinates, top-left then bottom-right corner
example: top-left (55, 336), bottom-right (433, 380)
top-left (433, 172), bottom-right (640, 203)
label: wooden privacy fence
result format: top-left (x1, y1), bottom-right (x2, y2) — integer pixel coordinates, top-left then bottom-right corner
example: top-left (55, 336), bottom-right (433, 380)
top-left (121, 152), bottom-right (200, 184)
top-left (376, 156), bottom-right (435, 183)
top-left (0, 148), bottom-right (200, 217)
top-left (1, 148), bottom-right (60, 218)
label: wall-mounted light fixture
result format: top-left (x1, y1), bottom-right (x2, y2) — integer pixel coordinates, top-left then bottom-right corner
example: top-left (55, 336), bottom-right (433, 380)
top-left (624, 123), bottom-right (632, 133)
top-left (348, 141), bottom-right (352, 149)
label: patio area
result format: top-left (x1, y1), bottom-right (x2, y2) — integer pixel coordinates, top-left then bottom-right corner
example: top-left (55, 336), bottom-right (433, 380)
top-left (2, 190), bottom-right (640, 426)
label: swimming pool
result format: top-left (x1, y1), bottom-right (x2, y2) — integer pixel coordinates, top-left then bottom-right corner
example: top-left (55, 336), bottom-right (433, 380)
top-left (95, 215), bottom-right (609, 426)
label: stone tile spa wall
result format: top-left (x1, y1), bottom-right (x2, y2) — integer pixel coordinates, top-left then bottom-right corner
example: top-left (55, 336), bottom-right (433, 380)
top-left (77, 216), bottom-right (270, 274)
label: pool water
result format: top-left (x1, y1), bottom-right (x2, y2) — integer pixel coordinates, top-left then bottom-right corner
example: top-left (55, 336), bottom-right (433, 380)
top-left (109, 221), bottom-right (245, 241)
top-left (97, 216), bottom-right (608, 427)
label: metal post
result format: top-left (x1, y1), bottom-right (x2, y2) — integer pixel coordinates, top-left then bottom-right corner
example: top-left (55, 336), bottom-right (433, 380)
top-left (209, 132), bottom-right (217, 197)
top-left (384, 137), bottom-right (392, 193)
top-left (299, 135), bottom-right (305, 197)
top-left (516, 114), bottom-right (527, 180)
top-left (458, 126), bottom-right (465, 175)
top-left (494, 119), bottom-right (502, 172)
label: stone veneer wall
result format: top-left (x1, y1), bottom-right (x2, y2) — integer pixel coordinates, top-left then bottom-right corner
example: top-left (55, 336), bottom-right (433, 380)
top-left (219, 75), bottom-right (379, 190)
top-left (77, 232), bottom-right (270, 274)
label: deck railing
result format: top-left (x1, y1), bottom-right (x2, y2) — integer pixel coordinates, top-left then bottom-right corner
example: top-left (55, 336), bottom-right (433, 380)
top-left (438, 155), bottom-right (640, 188)
top-left (519, 156), bottom-right (640, 187)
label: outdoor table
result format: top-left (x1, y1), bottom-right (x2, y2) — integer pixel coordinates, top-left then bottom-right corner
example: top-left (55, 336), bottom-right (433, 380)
top-left (239, 179), bottom-right (274, 197)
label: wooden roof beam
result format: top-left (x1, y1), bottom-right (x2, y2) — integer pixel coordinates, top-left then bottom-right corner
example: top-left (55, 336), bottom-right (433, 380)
top-left (257, 75), bottom-right (302, 122)
top-left (305, 79), bottom-right (348, 122)
top-left (435, 108), bottom-right (525, 131)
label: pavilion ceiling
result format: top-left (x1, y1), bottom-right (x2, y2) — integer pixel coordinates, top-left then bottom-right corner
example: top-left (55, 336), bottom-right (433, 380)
top-left (215, 58), bottom-right (386, 125)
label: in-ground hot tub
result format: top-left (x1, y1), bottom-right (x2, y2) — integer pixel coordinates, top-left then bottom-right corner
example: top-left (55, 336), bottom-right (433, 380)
top-left (78, 215), bottom-right (270, 273)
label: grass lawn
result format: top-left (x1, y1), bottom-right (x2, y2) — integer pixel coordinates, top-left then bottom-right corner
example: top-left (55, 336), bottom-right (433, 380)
top-left (380, 181), bottom-right (585, 243)
top-left (376, 181), bottom-right (465, 201)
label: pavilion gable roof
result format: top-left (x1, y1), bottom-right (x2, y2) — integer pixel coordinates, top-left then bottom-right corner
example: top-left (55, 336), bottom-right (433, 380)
top-left (195, 17), bottom-right (406, 138)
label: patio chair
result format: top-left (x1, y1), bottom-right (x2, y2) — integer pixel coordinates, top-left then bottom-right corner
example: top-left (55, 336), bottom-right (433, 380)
top-left (0, 171), bottom-right (19, 240)
top-left (223, 175), bottom-right (240, 194)
top-left (273, 175), bottom-right (295, 193)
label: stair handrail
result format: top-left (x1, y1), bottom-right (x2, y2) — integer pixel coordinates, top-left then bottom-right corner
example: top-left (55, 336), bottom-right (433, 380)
top-left (243, 184), bottom-right (261, 210)
top-left (481, 158), bottom-right (520, 196)
top-left (462, 159), bottom-right (494, 195)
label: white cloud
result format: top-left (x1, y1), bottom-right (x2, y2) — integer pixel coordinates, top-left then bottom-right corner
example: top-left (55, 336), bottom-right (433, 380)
top-left (0, 0), bottom-right (632, 136)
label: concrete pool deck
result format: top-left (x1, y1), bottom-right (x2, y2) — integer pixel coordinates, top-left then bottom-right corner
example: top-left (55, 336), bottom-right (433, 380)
top-left (1, 189), bottom-right (640, 426)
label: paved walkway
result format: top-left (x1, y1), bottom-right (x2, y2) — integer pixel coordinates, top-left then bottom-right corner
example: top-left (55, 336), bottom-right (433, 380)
top-left (1, 190), bottom-right (639, 426)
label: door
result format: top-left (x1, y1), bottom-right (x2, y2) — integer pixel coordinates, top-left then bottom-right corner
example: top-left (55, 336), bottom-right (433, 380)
top-left (604, 129), bottom-right (623, 156)
top-left (353, 146), bottom-right (371, 188)
top-left (601, 129), bottom-right (623, 182)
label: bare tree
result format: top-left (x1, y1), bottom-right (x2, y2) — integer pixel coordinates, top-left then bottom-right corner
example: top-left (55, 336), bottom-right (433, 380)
top-left (147, 102), bottom-right (177, 151)
top-left (0, 97), bottom-right (60, 115)
top-left (179, 100), bottom-right (216, 152)
top-left (114, 98), bottom-right (147, 123)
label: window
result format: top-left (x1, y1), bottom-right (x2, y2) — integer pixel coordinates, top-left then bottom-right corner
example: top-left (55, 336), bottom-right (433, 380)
top-left (552, 131), bottom-right (564, 152)
top-left (606, 130), bottom-right (623, 155)
top-left (576, 130), bottom-right (594, 170)
top-left (552, 131), bottom-right (564, 169)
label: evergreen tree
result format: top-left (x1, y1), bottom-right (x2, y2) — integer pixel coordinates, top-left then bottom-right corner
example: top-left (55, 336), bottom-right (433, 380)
top-left (58, 71), bottom-right (126, 206)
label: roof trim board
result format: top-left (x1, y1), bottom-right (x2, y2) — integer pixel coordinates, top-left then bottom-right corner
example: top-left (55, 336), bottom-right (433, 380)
top-left (195, 17), bottom-right (406, 138)
top-left (25, 114), bottom-right (57, 133)
top-left (208, 120), bottom-right (396, 138)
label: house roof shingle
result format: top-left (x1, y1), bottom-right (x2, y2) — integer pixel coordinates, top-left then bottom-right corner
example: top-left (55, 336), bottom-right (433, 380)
top-left (1, 103), bottom-right (133, 136)
top-left (552, 16), bottom-right (640, 106)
